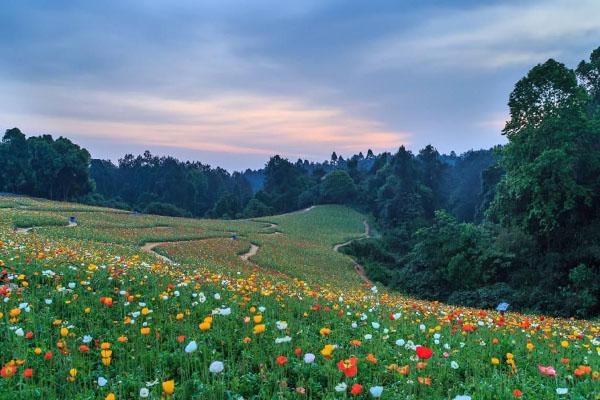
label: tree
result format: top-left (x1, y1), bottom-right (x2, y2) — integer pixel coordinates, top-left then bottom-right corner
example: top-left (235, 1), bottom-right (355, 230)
top-left (261, 155), bottom-right (309, 212)
top-left (489, 56), bottom-right (598, 244)
top-left (243, 198), bottom-right (273, 218)
top-left (576, 46), bottom-right (600, 111)
top-left (330, 152), bottom-right (338, 165)
top-left (0, 128), bottom-right (30, 193)
top-left (418, 145), bottom-right (446, 216)
top-left (320, 170), bottom-right (357, 204)
top-left (0, 129), bottom-right (92, 200)
top-left (503, 59), bottom-right (587, 138)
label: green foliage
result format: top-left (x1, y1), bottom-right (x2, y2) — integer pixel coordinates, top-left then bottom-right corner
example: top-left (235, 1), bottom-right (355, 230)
top-left (320, 170), bottom-right (356, 204)
top-left (259, 155), bottom-right (310, 212)
top-left (0, 129), bottom-right (92, 200)
top-left (144, 202), bottom-right (192, 218)
top-left (242, 198), bottom-right (273, 218)
top-left (89, 153), bottom-right (252, 218)
top-left (360, 47), bottom-right (600, 318)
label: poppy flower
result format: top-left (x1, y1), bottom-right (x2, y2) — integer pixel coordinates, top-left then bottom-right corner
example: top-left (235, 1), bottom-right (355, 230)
top-left (276, 355), bottom-right (288, 366)
top-left (209, 361), bottom-right (224, 373)
top-left (199, 321), bottom-right (211, 331)
top-left (321, 344), bottom-right (335, 358)
top-left (0, 364), bottom-right (16, 378)
top-left (22, 368), bottom-right (33, 378)
top-left (417, 376), bottom-right (432, 385)
top-left (337, 357), bottom-right (358, 378)
top-left (416, 346), bottom-right (433, 360)
top-left (538, 365), bottom-right (557, 377)
top-left (253, 324), bottom-right (266, 334)
top-left (350, 383), bottom-right (363, 396)
top-left (397, 365), bottom-right (410, 375)
top-left (162, 379), bottom-right (175, 395)
top-left (319, 327), bottom-right (331, 336)
top-left (513, 389), bottom-right (523, 398)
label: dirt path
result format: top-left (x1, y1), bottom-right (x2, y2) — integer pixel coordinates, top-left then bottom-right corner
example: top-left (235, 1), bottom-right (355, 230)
top-left (15, 221), bottom-right (78, 234)
top-left (239, 243), bottom-right (259, 261)
top-left (141, 242), bottom-right (175, 264)
top-left (333, 220), bottom-right (372, 285)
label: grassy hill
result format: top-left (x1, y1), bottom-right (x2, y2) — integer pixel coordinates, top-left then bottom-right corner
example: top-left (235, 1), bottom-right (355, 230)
top-left (0, 197), bottom-right (598, 399)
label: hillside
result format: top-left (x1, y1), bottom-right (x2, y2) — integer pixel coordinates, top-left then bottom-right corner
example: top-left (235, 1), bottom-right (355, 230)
top-left (0, 197), bottom-right (598, 399)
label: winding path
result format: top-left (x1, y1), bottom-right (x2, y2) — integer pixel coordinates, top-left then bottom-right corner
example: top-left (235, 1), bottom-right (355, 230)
top-left (138, 206), bottom-right (370, 286)
top-left (239, 243), bottom-right (259, 261)
top-left (15, 221), bottom-right (78, 234)
top-left (240, 205), bottom-right (316, 262)
top-left (141, 242), bottom-right (175, 264)
top-left (333, 220), bottom-right (372, 285)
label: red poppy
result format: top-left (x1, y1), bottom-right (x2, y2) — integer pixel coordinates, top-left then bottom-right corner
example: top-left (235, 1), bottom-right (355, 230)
top-left (294, 348), bottom-right (302, 357)
top-left (0, 364), bottom-right (16, 378)
top-left (177, 335), bottom-right (185, 343)
top-left (44, 351), bottom-right (52, 360)
top-left (350, 383), bottom-right (363, 396)
top-left (337, 357), bottom-right (358, 378)
top-left (79, 345), bottom-right (89, 353)
top-left (513, 389), bottom-right (523, 398)
top-left (276, 355), bottom-right (287, 366)
top-left (22, 368), bottom-right (33, 378)
top-left (416, 346), bottom-right (433, 360)
top-left (25, 332), bottom-right (33, 339)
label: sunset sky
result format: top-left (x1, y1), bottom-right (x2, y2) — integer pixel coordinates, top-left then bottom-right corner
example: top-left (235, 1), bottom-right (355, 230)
top-left (1, 0), bottom-right (599, 170)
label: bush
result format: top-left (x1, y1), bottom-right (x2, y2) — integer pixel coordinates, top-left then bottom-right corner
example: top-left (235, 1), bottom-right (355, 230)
top-left (144, 202), bottom-right (191, 218)
top-left (243, 198), bottom-right (273, 218)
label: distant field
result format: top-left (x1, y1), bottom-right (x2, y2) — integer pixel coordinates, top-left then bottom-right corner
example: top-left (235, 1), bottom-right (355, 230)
top-left (0, 196), bottom-right (598, 399)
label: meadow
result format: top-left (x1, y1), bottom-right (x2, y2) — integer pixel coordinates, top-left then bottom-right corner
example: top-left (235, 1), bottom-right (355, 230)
top-left (0, 196), bottom-right (598, 399)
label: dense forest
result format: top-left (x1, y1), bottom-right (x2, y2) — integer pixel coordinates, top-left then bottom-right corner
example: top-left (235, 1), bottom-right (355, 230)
top-left (2, 47), bottom-right (599, 317)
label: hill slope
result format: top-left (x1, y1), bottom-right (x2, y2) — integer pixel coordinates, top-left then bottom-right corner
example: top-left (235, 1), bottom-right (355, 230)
top-left (0, 197), bottom-right (598, 399)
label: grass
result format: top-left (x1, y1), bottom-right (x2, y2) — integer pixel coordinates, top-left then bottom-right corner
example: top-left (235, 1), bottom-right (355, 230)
top-left (0, 197), bottom-right (598, 399)
top-left (12, 212), bottom-right (70, 229)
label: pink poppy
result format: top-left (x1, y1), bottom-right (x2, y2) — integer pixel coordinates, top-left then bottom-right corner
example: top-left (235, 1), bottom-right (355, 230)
top-left (538, 365), bottom-right (557, 377)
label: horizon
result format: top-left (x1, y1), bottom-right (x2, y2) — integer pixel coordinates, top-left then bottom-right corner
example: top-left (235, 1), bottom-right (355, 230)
top-left (5, 127), bottom-right (496, 173)
top-left (2, 1), bottom-right (600, 170)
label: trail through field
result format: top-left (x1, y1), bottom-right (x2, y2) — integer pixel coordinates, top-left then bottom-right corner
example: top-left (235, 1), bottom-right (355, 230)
top-left (252, 205), bottom-right (314, 235)
top-left (15, 221), bottom-right (78, 234)
top-left (141, 242), bottom-right (175, 264)
top-left (140, 205), bottom-right (329, 269)
top-left (240, 243), bottom-right (259, 261)
top-left (333, 220), bottom-right (372, 285)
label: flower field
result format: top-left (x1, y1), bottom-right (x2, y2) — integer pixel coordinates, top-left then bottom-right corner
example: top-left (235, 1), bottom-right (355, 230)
top-left (0, 197), bottom-right (598, 399)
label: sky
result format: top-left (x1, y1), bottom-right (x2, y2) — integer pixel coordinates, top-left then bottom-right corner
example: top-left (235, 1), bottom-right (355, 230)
top-left (1, 1), bottom-right (599, 171)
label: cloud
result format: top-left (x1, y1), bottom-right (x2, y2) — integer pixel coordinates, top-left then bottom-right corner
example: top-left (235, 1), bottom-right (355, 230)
top-left (1, 82), bottom-right (410, 160)
top-left (2, 0), bottom-right (596, 169)
top-left (363, 0), bottom-right (600, 71)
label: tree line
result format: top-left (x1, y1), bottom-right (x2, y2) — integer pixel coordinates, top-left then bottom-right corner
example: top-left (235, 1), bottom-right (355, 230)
top-left (2, 46), bottom-right (598, 317)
